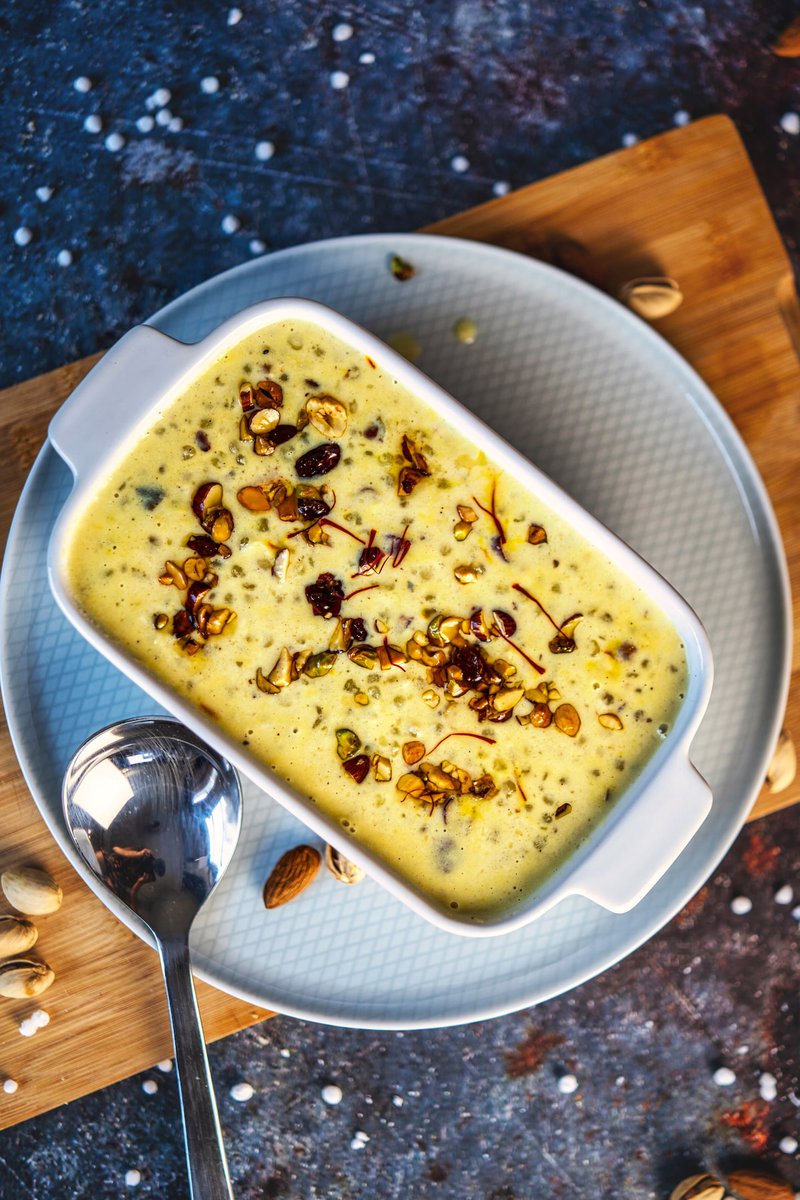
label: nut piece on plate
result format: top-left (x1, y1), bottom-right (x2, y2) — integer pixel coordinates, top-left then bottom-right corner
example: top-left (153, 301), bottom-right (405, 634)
top-left (263, 845), bottom-right (321, 909)
top-left (0, 959), bottom-right (55, 999)
top-left (1, 867), bottom-right (63, 916)
top-left (0, 916), bottom-right (38, 957)
top-left (324, 845), bottom-right (366, 886)
top-left (619, 277), bottom-right (683, 320)
top-left (669, 1176), bottom-right (725, 1200)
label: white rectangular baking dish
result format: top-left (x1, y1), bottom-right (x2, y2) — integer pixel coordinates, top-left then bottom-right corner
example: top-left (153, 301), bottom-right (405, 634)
top-left (47, 297), bottom-right (713, 936)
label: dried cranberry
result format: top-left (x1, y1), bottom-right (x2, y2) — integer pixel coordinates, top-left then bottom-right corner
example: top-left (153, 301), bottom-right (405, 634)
top-left (450, 645), bottom-right (486, 688)
top-left (186, 534), bottom-right (231, 560)
top-left (305, 572), bottom-right (345, 617)
top-left (342, 754), bottom-right (370, 783)
top-left (173, 610), bottom-right (195, 638)
top-left (268, 424), bottom-right (298, 447)
top-left (296, 442), bottom-right (341, 478)
top-left (355, 545), bottom-right (385, 575)
top-left (364, 425), bottom-right (379, 439)
top-left (350, 617), bottom-right (367, 643)
top-left (297, 494), bottom-right (331, 521)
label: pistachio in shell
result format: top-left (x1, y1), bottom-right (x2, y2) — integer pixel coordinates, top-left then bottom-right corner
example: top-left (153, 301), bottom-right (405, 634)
top-left (619, 276), bottom-right (683, 320)
top-left (1, 866), bottom-right (63, 916)
top-left (0, 916), bottom-right (38, 958)
top-left (0, 959), bottom-right (55, 999)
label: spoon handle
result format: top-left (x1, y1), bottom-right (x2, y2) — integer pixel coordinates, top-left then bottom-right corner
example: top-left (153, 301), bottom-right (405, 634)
top-left (159, 938), bottom-right (234, 1200)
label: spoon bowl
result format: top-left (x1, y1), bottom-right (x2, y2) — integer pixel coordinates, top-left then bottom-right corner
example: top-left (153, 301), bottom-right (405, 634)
top-left (63, 715), bottom-right (242, 1200)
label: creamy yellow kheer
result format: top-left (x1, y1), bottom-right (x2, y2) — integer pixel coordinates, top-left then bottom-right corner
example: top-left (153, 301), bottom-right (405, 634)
top-left (66, 318), bottom-right (687, 918)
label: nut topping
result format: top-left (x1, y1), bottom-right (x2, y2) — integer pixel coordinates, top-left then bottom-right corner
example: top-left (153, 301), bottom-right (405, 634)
top-left (402, 740), bottom-right (425, 765)
top-left (249, 407), bottom-right (281, 435)
top-left (306, 395), bottom-right (348, 439)
top-left (598, 712), bottom-right (623, 731)
top-left (554, 703), bottom-right (581, 737)
top-left (527, 524), bottom-right (547, 545)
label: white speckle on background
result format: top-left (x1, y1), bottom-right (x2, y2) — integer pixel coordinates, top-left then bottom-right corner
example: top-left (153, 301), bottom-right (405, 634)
top-left (735, 1044), bottom-right (749, 1055)
top-left (155, 108), bottom-right (173, 127)
top-left (105, 132), bottom-right (125, 152)
top-left (124, 1169), bottom-right (141, 1187)
top-left (359, 51), bottom-right (375, 64)
top-left (775, 884), bottom-right (794, 905)
top-left (321, 1083), bottom-right (343, 1105)
top-left (760, 1072), bottom-right (778, 1101)
top-left (230, 1081), bottom-right (254, 1102)
top-left (227, 7), bottom-right (242, 24)
top-left (73, 75), bottom-right (93, 93)
top-left (279, 1048), bottom-right (290, 1058)
top-left (713, 1066), bottom-right (736, 1087)
top-left (168, 117), bottom-right (184, 132)
top-left (249, 238), bottom-right (266, 254)
top-left (450, 154), bottom-right (470, 173)
top-left (18, 1018), bottom-right (37, 1037)
top-left (201, 75), bottom-right (220, 95)
top-left (35, 185), bottom-right (53, 202)
top-left (332, 22), bottom-right (354, 41)
top-left (142, 1078), bottom-right (158, 1095)
top-left (83, 114), bottom-right (102, 134)
top-left (2, 1079), bottom-right (18, 1094)
top-left (350, 1130), bottom-right (369, 1150)
top-left (156, 1059), bottom-right (173, 1072)
top-left (149, 88), bottom-right (171, 109)
top-left (135, 115), bottom-right (154, 133)
top-left (780, 112), bottom-right (800, 136)
top-left (255, 140), bottom-right (275, 161)
top-left (730, 895), bottom-right (752, 915)
top-left (330, 71), bottom-right (350, 90)
top-left (673, 109), bottom-right (691, 126)
top-left (622, 132), bottom-right (638, 147)
top-left (780, 1136), bottom-right (798, 1155)
top-left (13, 226), bottom-right (33, 246)
top-left (492, 180), bottom-right (510, 196)
top-left (31, 1009), bottom-right (50, 1028)
top-left (556, 1074), bottom-right (578, 1095)
top-left (221, 214), bottom-right (240, 234)
top-left (392, 1094), bottom-right (404, 1107)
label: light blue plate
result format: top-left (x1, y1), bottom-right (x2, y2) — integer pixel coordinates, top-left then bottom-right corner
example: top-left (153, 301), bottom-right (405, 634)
top-left (0, 234), bottom-right (790, 1028)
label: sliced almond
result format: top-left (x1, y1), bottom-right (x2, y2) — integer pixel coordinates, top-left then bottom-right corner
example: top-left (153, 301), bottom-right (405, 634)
top-left (324, 844), bottom-right (365, 885)
top-left (237, 485), bottom-right (271, 512)
top-left (249, 407), bottom-right (281, 435)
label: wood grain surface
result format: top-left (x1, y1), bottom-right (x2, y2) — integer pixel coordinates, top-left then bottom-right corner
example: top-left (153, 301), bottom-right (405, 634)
top-left (0, 114), bottom-right (796, 1129)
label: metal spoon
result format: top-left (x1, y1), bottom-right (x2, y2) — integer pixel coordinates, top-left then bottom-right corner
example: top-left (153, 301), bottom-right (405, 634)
top-left (63, 716), bottom-right (242, 1200)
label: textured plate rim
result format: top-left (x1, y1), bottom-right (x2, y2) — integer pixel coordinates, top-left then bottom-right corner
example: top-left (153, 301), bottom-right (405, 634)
top-left (0, 232), bottom-right (792, 1028)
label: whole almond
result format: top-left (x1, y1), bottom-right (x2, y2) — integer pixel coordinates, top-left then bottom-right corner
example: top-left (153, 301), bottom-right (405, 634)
top-left (263, 845), bottom-right (320, 909)
top-left (773, 17), bottom-right (800, 57)
top-left (727, 1167), bottom-right (795, 1200)
top-left (670, 1175), bottom-right (725, 1200)
top-left (1, 866), bottom-right (63, 915)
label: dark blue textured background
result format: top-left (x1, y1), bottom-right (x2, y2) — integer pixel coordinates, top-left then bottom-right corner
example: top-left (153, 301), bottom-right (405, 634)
top-left (2, 2), bottom-right (800, 1197)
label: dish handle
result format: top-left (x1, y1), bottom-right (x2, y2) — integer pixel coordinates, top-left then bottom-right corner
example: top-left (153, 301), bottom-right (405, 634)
top-left (48, 325), bottom-right (193, 479)
top-left (565, 755), bottom-right (712, 913)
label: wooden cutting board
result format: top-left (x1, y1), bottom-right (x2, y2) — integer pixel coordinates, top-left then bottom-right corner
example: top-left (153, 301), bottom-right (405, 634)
top-left (0, 114), bottom-right (797, 1130)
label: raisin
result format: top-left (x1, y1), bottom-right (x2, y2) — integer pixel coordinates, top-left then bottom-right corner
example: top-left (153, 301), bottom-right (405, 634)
top-left (268, 424), bottom-right (298, 447)
top-left (297, 494), bottom-right (331, 521)
top-left (295, 442), bottom-right (341, 478)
